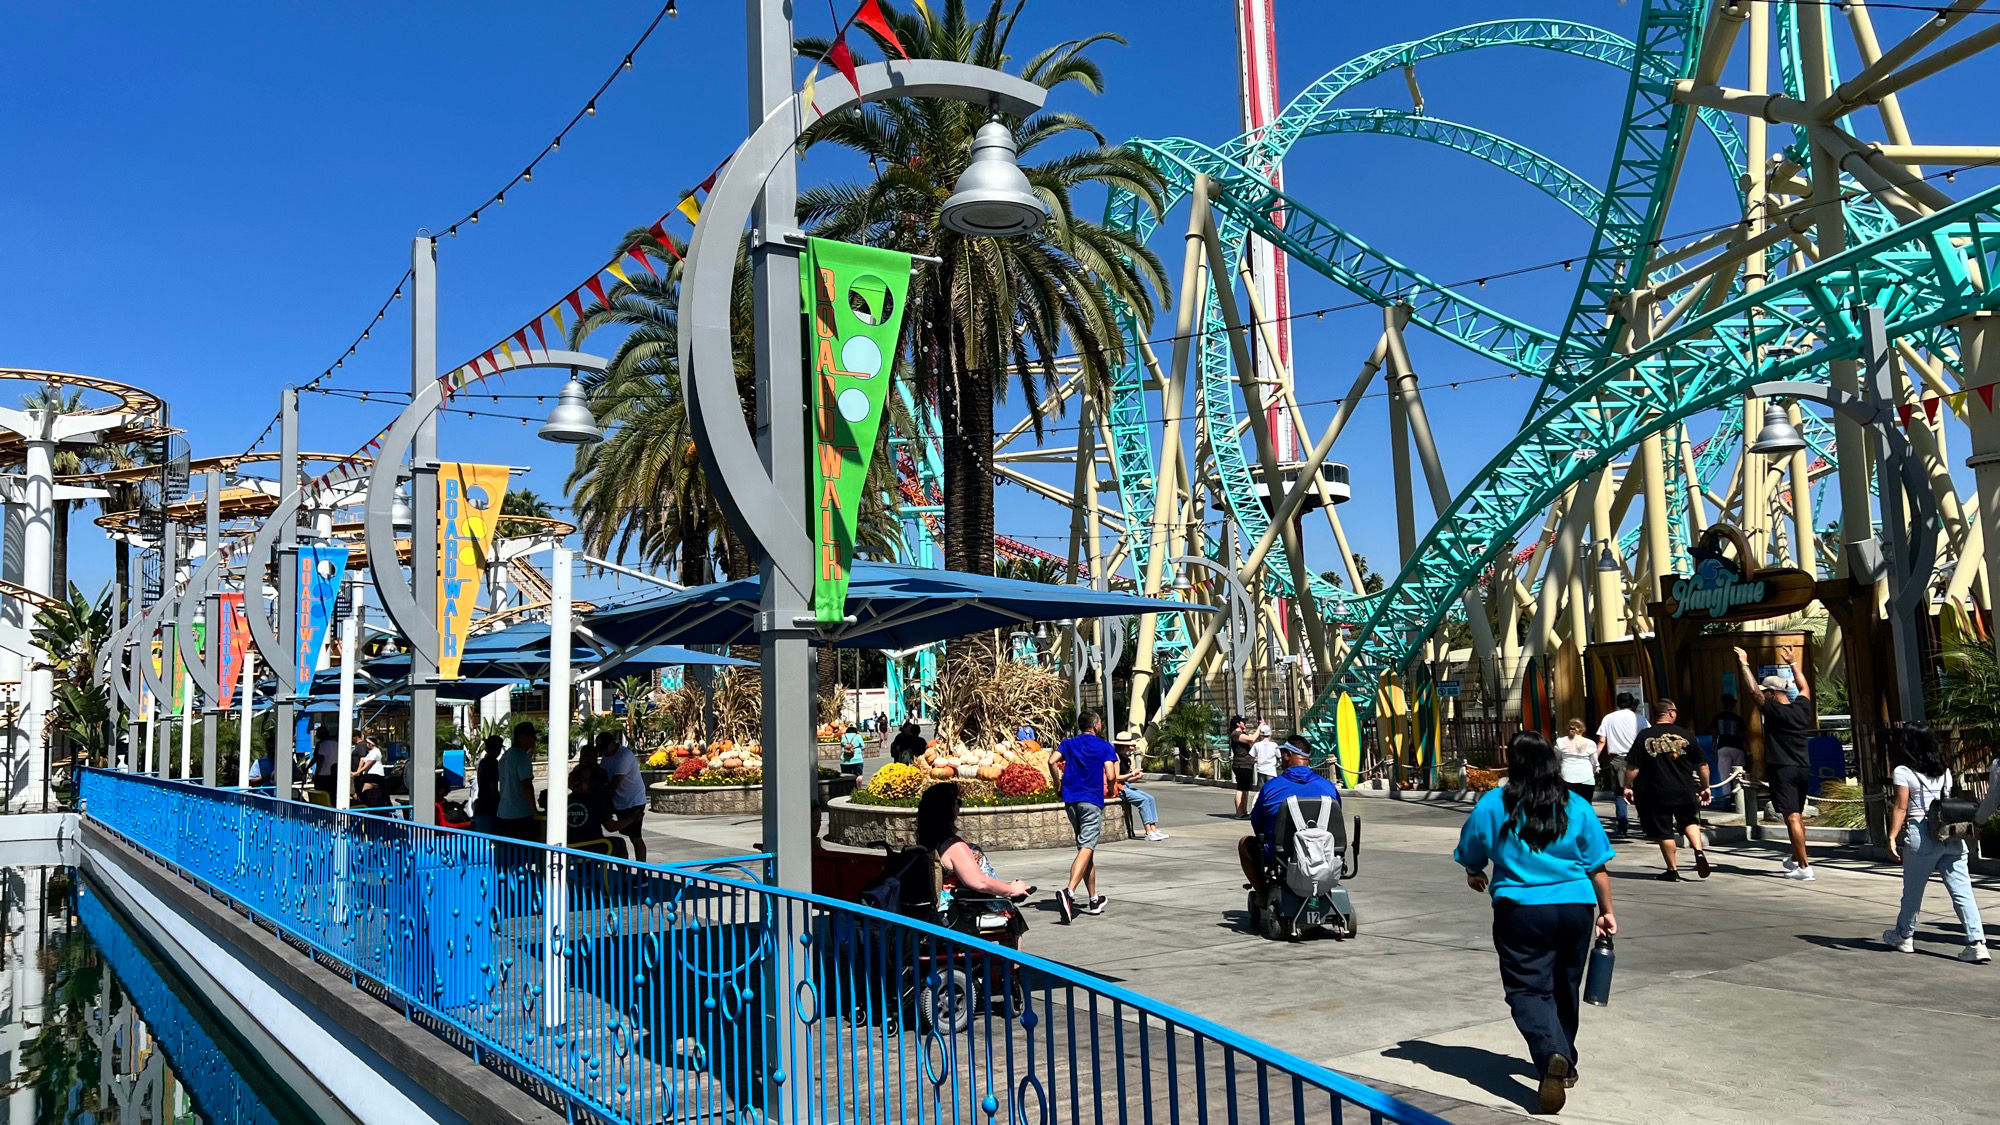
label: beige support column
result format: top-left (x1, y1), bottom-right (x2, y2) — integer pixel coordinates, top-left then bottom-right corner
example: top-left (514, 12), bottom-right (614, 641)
top-left (1954, 311), bottom-right (2000, 663)
top-left (1639, 431), bottom-right (1675, 604)
top-left (1591, 468), bottom-right (1624, 641)
top-left (1126, 177), bottom-right (1212, 735)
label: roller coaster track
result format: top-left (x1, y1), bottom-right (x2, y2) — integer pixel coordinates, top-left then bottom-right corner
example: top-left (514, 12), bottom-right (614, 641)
top-left (1108, 14), bottom-right (1751, 677)
top-left (1301, 185), bottom-right (2000, 744)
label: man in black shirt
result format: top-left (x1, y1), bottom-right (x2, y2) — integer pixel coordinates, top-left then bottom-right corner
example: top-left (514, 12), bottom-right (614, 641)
top-left (1735, 645), bottom-right (1817, 881)
top-left (889, 722), bottom-right (926, 765)
top-left (1623, 699), bottom-right (1712, 880)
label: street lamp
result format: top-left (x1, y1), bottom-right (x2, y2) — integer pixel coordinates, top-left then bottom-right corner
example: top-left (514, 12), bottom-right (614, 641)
top-left (1747, 402), bottom-right (1808, 455)
top-left (538, 376), bottom-right (604, 444)
top-left (941, 119), bottom-right (1048, 237)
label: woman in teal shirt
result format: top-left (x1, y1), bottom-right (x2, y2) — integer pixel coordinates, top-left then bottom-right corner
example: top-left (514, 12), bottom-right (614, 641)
top-left (1455, 731), bottom-right (1618, 1115)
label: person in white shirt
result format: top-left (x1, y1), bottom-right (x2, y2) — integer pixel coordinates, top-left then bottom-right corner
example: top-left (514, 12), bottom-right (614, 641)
top-left (1554, 718), bottom-right (1599, 803)
top-left (1883, 727), bottom-right (1988, 962)
top-left (1250, 723), bottom-right (1281, 782)
top-left (596, 731), bottom-right (650, 862)
top-left (495, 722), bottom-right (539, 841)
top-left (1594, 695), bottom-right (1643, 838)
top-left (351, 737), bottom-right (387, 808)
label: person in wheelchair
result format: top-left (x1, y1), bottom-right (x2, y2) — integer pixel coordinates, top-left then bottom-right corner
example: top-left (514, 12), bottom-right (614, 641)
top-left (1238, 735), bottom-right (1359, 940)
top-left (1237, 735), bottom-right (1343, 888)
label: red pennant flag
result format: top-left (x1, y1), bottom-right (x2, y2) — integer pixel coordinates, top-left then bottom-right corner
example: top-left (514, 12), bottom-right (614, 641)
top-left (466, 354), bottom-right (484, 378)
top-left (699, 161), bottom-right (724, 195)
top-left (529, 319), bottom-right (549, 352)
top-left (566, 291), bottom-right (585, 319)
top-left (1980, 384), bottom-right (1996, 412)
top-left (585, 276), bottom-right (611, 308)
top-left (1898, 403), bottom-right (1916, 430)
top-left (628, 246), bottom-right (656, 275)
top-left (648, 219), bottom-right (670, 242)
top-left (1924, 396), bottom-right (1943, 424)
top-left (827, 34), bottom-right (860, 93)
top-left (853, 0), bottom-right (908, 58)
top-left (513, 328), bottom-right (531, 355)
top-left (482, 349), bottom-right (499, 372)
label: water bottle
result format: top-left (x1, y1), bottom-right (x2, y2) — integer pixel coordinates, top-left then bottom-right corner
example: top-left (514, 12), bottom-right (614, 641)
top-left (1582, 934), bottom-right (1615, 1006)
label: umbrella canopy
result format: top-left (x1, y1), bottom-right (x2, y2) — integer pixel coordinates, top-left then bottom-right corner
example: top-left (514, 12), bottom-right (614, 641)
top-left (301, 677), bottom-right (517, 710)
top-left (583, 563), bottom-right (1211, 655)
top-left (360, 622), bottom-right (749, 682)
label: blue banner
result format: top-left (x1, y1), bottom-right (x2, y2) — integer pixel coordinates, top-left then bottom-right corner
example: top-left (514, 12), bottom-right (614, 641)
top-left (294, 544), bottom-right (348, 696)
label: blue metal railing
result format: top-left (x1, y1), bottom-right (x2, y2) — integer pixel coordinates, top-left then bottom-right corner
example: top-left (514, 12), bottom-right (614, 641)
top-left (80, 768), bottom-right (1450, 1125)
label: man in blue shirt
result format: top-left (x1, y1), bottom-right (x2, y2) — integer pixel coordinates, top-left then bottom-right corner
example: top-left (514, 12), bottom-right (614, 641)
top-left (1049, 710), bottom-right (1118, 923)
top-left (1238, 735), bottom-right (1342, 886)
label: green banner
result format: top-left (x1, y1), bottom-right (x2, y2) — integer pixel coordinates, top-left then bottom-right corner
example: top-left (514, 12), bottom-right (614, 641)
top-left (803, 237), bottom-right (912, 624)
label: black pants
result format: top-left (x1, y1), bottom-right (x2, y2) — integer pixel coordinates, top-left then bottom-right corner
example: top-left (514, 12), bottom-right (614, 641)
top-left (1491, 900), bottom-right (1594, 1076)
top-left (1566, 781), bottom-right (1595, 804)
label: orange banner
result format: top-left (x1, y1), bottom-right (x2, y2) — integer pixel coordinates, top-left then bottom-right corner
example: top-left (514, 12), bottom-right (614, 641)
top-left (436, 463), bottom-right (511, 680)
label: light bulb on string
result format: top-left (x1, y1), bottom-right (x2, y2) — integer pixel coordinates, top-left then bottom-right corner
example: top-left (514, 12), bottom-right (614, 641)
top-left (667, 0), bottom-right (677, 16)
top-left (551, 138), bottom-right (561, 151)
top-left (1935, 9), bottom-right (1949, 27)
top-left (496, 193), bottom-right (505, 206)
top-left (586, 101), bottom-right (597, 116)
top-left (522, 169), bottom-right (533, 183)
top-left (449, 226), bottom-right (459, 238)
top-left (623, 56), bottom-right (633, 70)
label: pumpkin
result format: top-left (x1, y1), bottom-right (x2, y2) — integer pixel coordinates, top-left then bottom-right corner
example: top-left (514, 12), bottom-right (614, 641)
top-left (927, 738), bottom-right (940, 750)
top-left (1017, 739), bottom-right (1041, 755)
top-left (977, 764), bottom-right (1004, 782)
top-left (931, 766), bottom-right (955, 780)
top-left (955, 764), bottom-right (978, 779)
top-left (719, 753), bottom-right (743, 769)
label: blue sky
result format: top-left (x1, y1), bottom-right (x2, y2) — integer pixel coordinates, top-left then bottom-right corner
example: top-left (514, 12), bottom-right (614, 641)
top-left (5, 1), bottom-right (1986, 599)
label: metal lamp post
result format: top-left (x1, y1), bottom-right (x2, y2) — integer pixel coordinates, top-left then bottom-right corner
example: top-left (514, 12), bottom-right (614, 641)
top-left (673, 45), bottom-right (1047, 903)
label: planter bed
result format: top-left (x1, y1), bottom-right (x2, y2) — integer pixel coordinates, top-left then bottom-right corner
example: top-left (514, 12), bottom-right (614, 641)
top-left (824, 795), bottom-right (1108, 852)
top-left (649, 774), bottom-right (857, 816)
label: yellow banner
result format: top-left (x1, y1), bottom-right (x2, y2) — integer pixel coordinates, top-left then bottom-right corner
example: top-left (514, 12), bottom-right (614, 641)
top-left (436, 463), bottom-right (511, 679)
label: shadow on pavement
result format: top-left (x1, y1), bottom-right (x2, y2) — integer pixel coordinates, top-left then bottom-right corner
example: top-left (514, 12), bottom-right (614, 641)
top-left (1380, 1040), bottom-right (1539, 1113)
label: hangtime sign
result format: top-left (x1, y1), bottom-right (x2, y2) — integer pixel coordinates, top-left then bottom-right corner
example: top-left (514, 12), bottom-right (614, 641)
top-left (438, 463), bottom-right (511, 678)
top-left (802, 238), bottom-right (912, 624)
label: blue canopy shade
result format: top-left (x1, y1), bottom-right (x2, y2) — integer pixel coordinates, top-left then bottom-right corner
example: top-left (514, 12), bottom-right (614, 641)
top-left (301, 676), bottom-right (518, 711)
top-left (582, 563), bottom-right (1211, 655)
top-left (359, 622), bottom-right (749, 682)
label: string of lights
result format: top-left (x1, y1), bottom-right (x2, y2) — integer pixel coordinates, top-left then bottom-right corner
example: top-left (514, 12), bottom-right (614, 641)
top-left (236, 0), bottom-right (685, 456)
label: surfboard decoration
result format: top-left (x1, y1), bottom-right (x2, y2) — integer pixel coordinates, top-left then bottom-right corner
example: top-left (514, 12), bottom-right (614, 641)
top-left (1553, 638), bottom-right (1584, 740)
top-left (1522, 654), bottom-right (1546, 737)
top-left (1413, 665), bottom-right (1441, 788)
top-left (1335, 692), bottom-right (1362, 786)
top-left (1378, 669), bottom-right (1410, 781)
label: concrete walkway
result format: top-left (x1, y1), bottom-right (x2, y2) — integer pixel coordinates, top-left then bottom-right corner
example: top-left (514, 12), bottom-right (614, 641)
top-left (637, 776), bottom-right (1999, 1123)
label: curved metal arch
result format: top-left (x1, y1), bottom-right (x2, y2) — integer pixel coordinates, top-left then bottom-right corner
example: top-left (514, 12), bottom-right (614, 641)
top-left (1301, 186), bottom-right (2000, 750)
top-left (362, 349), bottom-right (610, 668)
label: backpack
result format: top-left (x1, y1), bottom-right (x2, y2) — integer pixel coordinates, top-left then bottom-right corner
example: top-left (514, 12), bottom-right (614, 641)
top-left (1910, 770), bottom-right (1977, 843)
top-left (859, 845), bottom-right (937, 916)
top-left (1283, 797), bottom-right (1342, 897)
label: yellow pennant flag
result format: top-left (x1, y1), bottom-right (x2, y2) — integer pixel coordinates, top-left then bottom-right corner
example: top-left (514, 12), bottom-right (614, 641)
top-left (802, 69), bottom-right (818, 115)
top-left (605, 262), bottom-right (630, 286)
top-left (676, 194), bottom-right (701, 225)
top-left (549, 304), bottom-right (567, 337)
top-left (913, 0), bottom-right (930, 18)
top-left (436, 463), bottom-right (511, 679)
top-left (498, 339), bottom-right (516, 364)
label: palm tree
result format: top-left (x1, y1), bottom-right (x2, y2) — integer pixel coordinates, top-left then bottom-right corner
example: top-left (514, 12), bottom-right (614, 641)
top-left (796, 0), bottom-right (1166, 575)
top-left (498, 488), bottom-right (555, 539)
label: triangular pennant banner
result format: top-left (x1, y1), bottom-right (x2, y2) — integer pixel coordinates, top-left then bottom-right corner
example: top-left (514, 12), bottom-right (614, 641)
top-left (1980, 384), bottom-right (1996, 412)
top-left (853, 0), bottom-right (908, 58)
top-left (802, 237), bottom-right (914, 624)
top-left (566, 291), bottom-right (585, 319)
top-left (802, 69), bottom-right (819, 117)
top-left (628, 247), bottom-right (656, 275)
top-left (676, 195), bottom-right (702, 225)
top-left (1899, 403), bottom-right (1916, 430)
top-left (530, 319), bottom-right (549, 352)
top-left (549, 304), bottom-right (568, 336)
top-left (1924, 397), bottom-right (1943, 424)
top-left (512, 328), bottom-right (531, 354)
top-left (827, 33), bottom-right (860, 94)
top-left (605, 262), bottom-right (630, 287)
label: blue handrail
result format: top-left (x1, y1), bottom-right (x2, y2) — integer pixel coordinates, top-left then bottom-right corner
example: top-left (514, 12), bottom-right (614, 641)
top-left (79, 768), bottom-right (1450, 1125)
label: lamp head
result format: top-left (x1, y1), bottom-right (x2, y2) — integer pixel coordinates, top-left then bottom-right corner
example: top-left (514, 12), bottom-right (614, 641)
top-left (539, 377), bottom-right (604, 444)
top-left (941, 119), bottom-right (1047, 238)
top-left (1747, 402), bottom-right (1806, 456)
top-left (390, 483), bottom-right (415, 534)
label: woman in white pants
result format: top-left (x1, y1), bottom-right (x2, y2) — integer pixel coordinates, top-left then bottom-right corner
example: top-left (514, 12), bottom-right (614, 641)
top-left (1882, 728), bottom-right (1988, 964)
